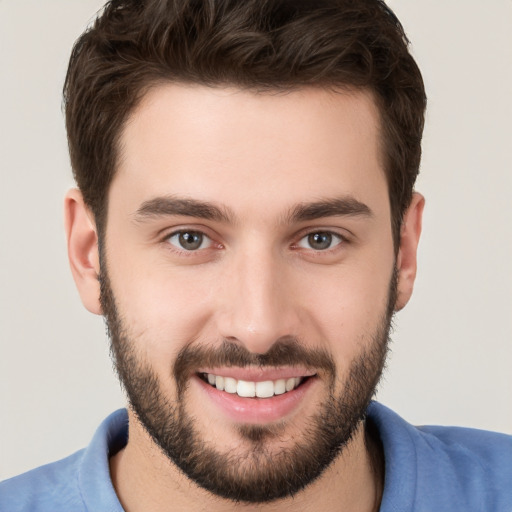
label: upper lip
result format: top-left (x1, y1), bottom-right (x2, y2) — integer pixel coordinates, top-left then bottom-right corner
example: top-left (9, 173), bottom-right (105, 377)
top-left (197, 367), bottom-right (317, 382)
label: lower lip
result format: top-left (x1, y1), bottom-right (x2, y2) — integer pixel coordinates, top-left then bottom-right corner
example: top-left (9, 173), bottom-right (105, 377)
top-left (194, 375), bottom-right (316, 424)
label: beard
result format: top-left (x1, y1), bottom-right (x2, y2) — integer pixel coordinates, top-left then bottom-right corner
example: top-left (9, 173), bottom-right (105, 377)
top-left (100, 263), bottom-right (396, 504)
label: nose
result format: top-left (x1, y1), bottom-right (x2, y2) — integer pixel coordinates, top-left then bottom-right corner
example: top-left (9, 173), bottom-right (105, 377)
top-left (216, 243), bottom-right (300, 355)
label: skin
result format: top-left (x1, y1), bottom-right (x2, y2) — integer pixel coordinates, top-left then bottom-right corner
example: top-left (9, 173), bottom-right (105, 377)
top-left (64, 85), bottom-right (424, 511)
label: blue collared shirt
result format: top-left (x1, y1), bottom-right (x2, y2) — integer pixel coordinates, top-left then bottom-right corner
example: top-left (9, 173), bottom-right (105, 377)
top-left (1, 402), bottom-right (511, 511)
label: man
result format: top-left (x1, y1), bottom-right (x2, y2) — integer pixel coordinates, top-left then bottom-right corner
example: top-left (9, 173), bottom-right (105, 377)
top-left (1, 0), bottom-right (510, 510)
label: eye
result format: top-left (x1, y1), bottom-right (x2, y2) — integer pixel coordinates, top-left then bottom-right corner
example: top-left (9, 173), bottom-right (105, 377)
top-left (297, 231), bottom-right (343, 251)
top-left (167, 230), bottom-right (212, 251)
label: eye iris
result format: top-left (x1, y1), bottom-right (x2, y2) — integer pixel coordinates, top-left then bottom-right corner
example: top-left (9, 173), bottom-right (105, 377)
top-left (179, 232), bottom-right (203, 250)
top-left (308, 232), bottom-right (332, 250)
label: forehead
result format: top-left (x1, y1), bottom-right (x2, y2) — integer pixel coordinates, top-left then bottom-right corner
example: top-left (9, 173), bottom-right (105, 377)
top-left (112, 84), bottom-right (388, 222)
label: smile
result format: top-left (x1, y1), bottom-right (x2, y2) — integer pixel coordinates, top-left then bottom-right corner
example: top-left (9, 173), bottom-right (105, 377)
top-left (201, 373), bottom-right (305, 398)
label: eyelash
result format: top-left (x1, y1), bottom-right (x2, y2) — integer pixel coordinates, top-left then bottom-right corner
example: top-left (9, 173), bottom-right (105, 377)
top-left (294, 231), bottom-right (345, 252)
top-left (162, 228), bottom-right (348, 255)
top-left (163, 229), bottom-right (219, 255)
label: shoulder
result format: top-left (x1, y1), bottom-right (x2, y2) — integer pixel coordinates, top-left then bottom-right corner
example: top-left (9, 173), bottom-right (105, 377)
top-left (368, 402), bottom-right (512, 512)
top-left (0, 409), bottom-right (128, 512)
top-left (0, 450), bottom-right (86, 512)
top-left (418, 422), bottom-right (512, 473)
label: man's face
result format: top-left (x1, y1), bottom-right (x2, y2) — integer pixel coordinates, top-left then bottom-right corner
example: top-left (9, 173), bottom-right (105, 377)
top-left (101, 85), bottom-right (397, 502)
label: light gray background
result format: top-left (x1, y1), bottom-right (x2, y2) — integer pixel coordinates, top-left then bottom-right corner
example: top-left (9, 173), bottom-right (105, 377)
top-left (1, 1), bottom-right (511, 480)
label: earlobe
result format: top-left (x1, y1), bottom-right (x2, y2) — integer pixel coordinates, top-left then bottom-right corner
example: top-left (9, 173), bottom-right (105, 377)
top-left (64, 189), bottom-right (102, 315)
top-left (395, 192), bottom-right (425, 311)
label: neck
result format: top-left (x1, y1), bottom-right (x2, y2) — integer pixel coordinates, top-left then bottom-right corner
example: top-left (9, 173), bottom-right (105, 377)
top-left (110, 410), bottom-right (383, 512)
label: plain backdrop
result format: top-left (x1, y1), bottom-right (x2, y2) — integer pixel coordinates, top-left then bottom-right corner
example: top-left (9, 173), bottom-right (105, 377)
top-left (1, 1), bottom-right (511, 481)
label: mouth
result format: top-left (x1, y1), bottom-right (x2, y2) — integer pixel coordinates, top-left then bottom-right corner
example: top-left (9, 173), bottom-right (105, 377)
top-left (194, 369), bottom-right (318, 424)
top-left (199, 372), bottom-right (309, 398)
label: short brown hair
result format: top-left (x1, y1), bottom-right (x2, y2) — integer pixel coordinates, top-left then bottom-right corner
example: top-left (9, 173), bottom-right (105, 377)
top-left (64, 0), bottom-right (426, 245)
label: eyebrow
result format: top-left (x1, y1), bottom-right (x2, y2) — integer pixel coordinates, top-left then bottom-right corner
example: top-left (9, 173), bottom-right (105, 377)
top-left (286, 197), bottom-right (373, 223)
top-left (134, 196), bottom-right (234, 223)
top-left (133, 195), bottom-right (373, 225)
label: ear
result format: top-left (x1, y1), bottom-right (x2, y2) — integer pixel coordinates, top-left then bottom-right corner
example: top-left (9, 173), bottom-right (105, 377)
top-left (64, 189), bottom-right (102, 315)
top-left (395, 192), bottom-right (425, 311)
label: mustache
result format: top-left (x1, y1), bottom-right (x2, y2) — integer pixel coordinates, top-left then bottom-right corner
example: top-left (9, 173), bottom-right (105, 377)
top-left (173, 337), bottom-right (336, 394)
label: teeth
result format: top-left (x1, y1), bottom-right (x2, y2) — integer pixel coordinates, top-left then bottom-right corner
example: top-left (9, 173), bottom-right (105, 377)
top-left (255, 380), bottom-right (274, 398)
top-left (274, 379), bottom-right (286, 395)
top-left (204, 373), bottom-right (304, 398)
top-left (224, 377), bottom-right (237, 394)
top-left (237, 380), bottom-right (255, 397)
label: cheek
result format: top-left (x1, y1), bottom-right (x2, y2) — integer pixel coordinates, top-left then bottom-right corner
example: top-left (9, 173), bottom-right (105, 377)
top-left (108, 253), bottom-right (220, 362)
top-left (299, 260), bottom-right (393, 369)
